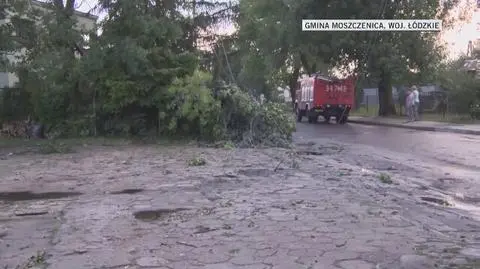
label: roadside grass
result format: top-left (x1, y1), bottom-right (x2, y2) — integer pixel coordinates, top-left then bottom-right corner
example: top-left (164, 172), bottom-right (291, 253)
top-left (351, 105), bottom-right (474, 124)
top-left (19, 250), bottom-right (46, 269)
top-left (378, 173), bottom-right (393, 184)
top-left (351, 104), bottom-right (402, 117)
top-left (187, 155), bottom-right (207, 166)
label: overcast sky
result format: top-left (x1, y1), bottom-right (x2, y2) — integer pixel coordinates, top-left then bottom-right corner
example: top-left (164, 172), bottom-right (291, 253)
top-left (73, 0), bottom-right (235, 34)
top-left (75, 0), bottom-right (99, 14)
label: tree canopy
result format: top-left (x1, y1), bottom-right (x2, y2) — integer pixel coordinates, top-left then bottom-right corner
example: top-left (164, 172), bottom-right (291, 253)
top-left (236, 0), bottom-right (468, 115)
top-left (0, 0), bottom-right (475, 141)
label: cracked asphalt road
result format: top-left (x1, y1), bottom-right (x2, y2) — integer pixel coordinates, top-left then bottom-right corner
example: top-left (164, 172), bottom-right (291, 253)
top-left (0, 123), bottom-right (480, 269)
top-left (296, 122), bottom-right (480, 202)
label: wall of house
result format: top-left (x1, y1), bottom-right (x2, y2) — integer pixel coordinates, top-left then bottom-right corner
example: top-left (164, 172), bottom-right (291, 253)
top-left (0, 73), bottom-right (8, 88)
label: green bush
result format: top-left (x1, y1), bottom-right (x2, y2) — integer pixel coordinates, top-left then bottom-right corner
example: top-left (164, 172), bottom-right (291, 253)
top-left (3, 66), bottom-right (295, 147)
top-left (160, 70), bottom-right (295, 146)
top-left (215, 82), bottom-right (295, 147)
top-left (436, 59), bottom-right (480, 113)
top-left (161, 70), bottom-right (223, 140)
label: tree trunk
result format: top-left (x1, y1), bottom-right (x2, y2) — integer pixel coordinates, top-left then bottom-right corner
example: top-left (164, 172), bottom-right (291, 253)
top-left (378, 69), bottom-right (396, 116)
top-left (65, 0), bottom-right (76, 15)
top-left (288, 66), bottom-right (300, 107)
top-left (300, 53), bottom-right (313, 76)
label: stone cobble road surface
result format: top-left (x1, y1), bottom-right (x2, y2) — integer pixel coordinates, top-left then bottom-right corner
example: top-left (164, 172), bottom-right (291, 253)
top-left (0, 127), bottom-right (479, 268)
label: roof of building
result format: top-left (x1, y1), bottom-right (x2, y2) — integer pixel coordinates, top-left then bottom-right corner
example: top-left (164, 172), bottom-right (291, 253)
top-left (31, 0), bottom-right (98, 21)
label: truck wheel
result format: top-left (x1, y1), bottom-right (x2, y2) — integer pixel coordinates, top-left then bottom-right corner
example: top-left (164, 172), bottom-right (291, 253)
top-left (324, 116), bottom-right (331, 123)
top-left (339, 116), bottom-right (348, 124)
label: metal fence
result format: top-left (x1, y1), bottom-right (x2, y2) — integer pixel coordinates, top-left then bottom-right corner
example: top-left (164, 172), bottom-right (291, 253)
top-left (354, 97), bottom-right (472, 122)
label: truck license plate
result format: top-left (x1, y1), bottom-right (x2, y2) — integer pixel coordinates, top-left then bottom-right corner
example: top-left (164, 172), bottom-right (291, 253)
top-left (315, 109), bottom-right (323, 112)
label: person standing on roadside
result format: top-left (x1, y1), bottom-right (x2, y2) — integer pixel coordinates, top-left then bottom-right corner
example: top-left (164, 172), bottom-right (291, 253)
top-left (405, 89), bottom-right (414, 122)
top-left (411, 85), bottom-right (420, 121)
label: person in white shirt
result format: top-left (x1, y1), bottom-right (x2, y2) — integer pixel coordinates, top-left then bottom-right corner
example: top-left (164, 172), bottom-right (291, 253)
top-left (405, 89), bottom-right (414, 122)
top-left (411, 85), bottom-right (420, 121)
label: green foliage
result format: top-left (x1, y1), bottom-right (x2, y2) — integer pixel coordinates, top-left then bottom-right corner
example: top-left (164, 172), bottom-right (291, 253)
top-left (161, 70), bottom-right (222, 139)
top-left (0, 1), bottom-right (20, 70)
top-left (216, 84), bottom-right (295, 146)
top-left (378, 173), bottom-right (393, 184)
top-left (0, 87), bottom-right (31, 121)
top-left (163, 73), bottom-right (296, 146)
top-left (435, 57), bottom-right (480, 113)
top-left (237, 51), bottom-right (270, 96)
top-left (38, 141), bottom-right (74, 154)
top-left (236, 0), bottom-right (466, 115)
top-left (5, 0), bottom-right (86, 129)
top-left (187, 156), bottom-right (207, 166)
top-left (235, 0), bottom-right (310, 100)
top-left (252, 101), bottom-right (295, 146)
top-left (223, 140), bottom-right (235, 149)
top-left (0, 0), bottom-right (295, 148)
top-left (80, 0), bottom-right (199, 136)
top-left (23, 250), bottom-right (46, 268)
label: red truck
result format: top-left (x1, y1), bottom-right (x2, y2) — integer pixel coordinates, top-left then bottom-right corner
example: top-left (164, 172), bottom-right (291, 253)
top-left (295, 74), bottom-right (355, 124)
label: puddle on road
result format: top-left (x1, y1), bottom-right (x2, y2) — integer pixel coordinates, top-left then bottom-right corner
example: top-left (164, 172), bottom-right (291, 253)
top-left (420, 196), bottom-right (452, 207)
top-left (111, 188), bottom-right (144, 195)
top-left (297, 150), bottom-right (324, 156)
top-left (295, 142), bottom-right (316, 147)
top-left (14, 211), bottom-right (48, 217)
top-left (133, 208), bottom-right (188, 221)
top-left (0, 191), bottom-right (82, 202)
top-left (438, 177), bottom-right (458, 182)
top-left (238, 168), bottom-right (272, 177)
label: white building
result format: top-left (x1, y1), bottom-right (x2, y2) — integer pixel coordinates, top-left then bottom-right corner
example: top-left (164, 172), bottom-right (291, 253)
top-left (0, 0), bottom-right (97, 88)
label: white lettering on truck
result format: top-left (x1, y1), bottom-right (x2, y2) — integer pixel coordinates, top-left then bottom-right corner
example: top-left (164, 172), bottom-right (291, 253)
top-left (326, 84), bottom-right (347, 92)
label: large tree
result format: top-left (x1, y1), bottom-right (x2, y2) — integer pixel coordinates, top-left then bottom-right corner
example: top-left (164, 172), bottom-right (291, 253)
top-left (9, 0), bottom-right (90, 124)
top-left (325, 0), bottom-right (454, 116)
top-left (236, 0), bottom-right (466, 115)
top-left (0, 3), bottom-right (13, 71)
top-left (0, 1), bottom-right (32, 70)
top-left (77, 0), bottom-right (199, 134)
top-left (236, 0), bottom-right (332, 102)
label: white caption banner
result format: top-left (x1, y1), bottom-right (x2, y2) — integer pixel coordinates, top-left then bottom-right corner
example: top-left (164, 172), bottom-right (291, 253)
top-left (302, 20), bottom-right (442, 31)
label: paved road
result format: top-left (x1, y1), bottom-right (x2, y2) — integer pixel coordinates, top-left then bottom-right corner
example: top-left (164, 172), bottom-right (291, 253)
top-left (296, 121), bottom-right (480, 169)
top-left (295, 122), bottom-right (480, 201)
top-left (0, 126), bottom-right (480, 269)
